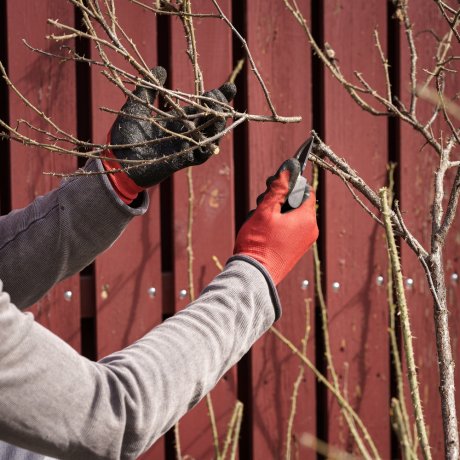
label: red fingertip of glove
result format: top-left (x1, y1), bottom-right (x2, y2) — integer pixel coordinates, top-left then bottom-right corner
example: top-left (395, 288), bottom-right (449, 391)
top-left (101, 133), bottom-right (144, 204)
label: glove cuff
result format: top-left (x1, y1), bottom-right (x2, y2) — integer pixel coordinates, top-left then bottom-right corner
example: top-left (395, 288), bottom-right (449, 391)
top-left (228, 254), bottom-right (282, 321)
top-left (102, 147), bottom-right (144, 205)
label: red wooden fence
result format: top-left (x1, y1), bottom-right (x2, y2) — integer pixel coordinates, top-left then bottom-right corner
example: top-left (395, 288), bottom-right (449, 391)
top-left (323, 3), bottom-right (390, 457)
top-left (1, 0), bottom-right (459, 458)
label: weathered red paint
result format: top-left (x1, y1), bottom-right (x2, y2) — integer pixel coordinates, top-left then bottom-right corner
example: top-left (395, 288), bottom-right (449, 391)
top-left (88, 3), bottom-right (164, 457)
top-left (399, 1), bottom-right (460, 456)
top-left (323, 1), bottom-right (391, 457)
top-left (2, 1), bottom-right (459, 458)
top-left (6, 0), bottom-right (81, 351)
top-left (170, 1), bottom-right (238, 457)
top-left (246, 1), bottom-right (316, 457)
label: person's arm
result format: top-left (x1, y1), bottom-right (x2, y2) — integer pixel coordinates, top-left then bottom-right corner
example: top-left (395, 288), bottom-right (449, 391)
top-left (0, 68), bottom-right (235, 311)
top-left (0, 156), bottom-right (317, 460)
top-left (0, 62), bottom-right (319, 459)
top-left (0, 159), bottom-right (148, 310)
top-left (0, 258), bottom-right (279, 460)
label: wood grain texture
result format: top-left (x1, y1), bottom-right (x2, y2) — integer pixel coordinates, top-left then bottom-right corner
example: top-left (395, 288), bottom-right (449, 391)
top-left (323, 1), bottom-right (390, 456)
top-left (88, 3), bottom-right (164, 457)
top-left (169, 1), bottom-right (238, 457)
top-left (90, 2), bottom-right (162, 357)
top-left (6, 0), bottom-right (81, 351)
top-left (246, 1), bottom-right (316, 457)
top-left (399, 1), bottom-right (460, 456)
top-left (2, 1), bottom-right (459, 458)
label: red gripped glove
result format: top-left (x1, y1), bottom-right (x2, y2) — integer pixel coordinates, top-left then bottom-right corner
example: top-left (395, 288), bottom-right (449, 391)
top-left (234, 159), bottom-right (318, 285)
top-left (102, 137), bottom-right (143, 204)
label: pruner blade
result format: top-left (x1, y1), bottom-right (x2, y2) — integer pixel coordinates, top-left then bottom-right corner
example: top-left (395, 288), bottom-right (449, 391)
top-left (294, 136), bottom-right (315, 173)
top-left (281, 136), bottom-right (315, 212)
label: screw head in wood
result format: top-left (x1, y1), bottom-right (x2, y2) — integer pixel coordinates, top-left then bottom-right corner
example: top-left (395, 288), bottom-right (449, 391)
top-left (451, 273), bottom-right (459, 283)
top-left (64, 290), bottom-right (73, 302)
top-left (148, 287), bottom-right (156, 299)
top-left (405, 278), bottom-right (414, 289)
top-left (301, 280), bottom-right (309, 290)
top-left (376, 275), bottom-right (384, 286)
top-left (179, 289), bottom-right (188, 299)
top-left (332, 281), bottom-right (340, 292)
top-left (101, 284), bottom-right (109, 300)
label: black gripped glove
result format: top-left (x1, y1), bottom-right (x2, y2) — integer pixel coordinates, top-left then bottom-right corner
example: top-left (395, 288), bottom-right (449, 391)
top-left (108, 66), bottom-right (237, 189)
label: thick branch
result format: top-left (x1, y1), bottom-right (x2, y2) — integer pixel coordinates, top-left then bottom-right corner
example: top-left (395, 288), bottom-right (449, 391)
top-left (311, 133), bottom-right (428, 259)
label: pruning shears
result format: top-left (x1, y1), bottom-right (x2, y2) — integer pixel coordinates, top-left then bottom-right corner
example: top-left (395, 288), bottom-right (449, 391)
top-left (281, 136), bottom-right (315, 213)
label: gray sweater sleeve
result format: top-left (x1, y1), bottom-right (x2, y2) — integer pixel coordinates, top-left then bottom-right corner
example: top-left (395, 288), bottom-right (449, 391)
top-left (0, 158), bottom-right (281, 459)
top-left (0, 258), bottom-right (279, 459)
top-left (0, 159), bottom-right (148, 310)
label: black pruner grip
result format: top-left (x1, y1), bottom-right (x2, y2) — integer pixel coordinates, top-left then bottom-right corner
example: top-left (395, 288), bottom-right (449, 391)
top-left (281, 137), bottom-right (315, 213)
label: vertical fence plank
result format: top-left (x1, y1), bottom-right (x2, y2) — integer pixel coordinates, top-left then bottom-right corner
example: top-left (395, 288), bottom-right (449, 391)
top-left (399, 2), bottom-right (460, 456)
top-left (3, 2), bottom-right (459, 459)
top-left (323, 2), bottom-right (390, 456)
top-left (88, 4), bottom-right (164, 458)
top-left (90, 0), bottom-right (162, 358)
top-left (6, 0), bottom-right (81, 351)
top-left (245, 1), bottom-right (316, 457)
top-left (0, 0), bottom-right (9, 217)
top-left (169, 1), bottom-right (238, 457)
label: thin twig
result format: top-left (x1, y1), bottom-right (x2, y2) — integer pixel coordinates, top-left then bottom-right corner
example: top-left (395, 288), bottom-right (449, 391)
top-left (210, 0), bottom-right (279, 119)
top-left (221, 401), bottom-right (243, 460)
top-left (174, 422), bottom-right (182, 460)
top-left (270, 326), bottom-right (381, 459)
top-left (181, 0), bottom-right (204, 95)
top-left (391, 398), bottom-right (417, 460)
top-left (212, 255), bottom-right (224, 272)
top-left (228, 58), bottom-right (245, 85)
top-left (311, 133), bottom-right (428, 260)
top-left (299, 432), bottom-right (360, 460)
top-left (285, 299), bottom-right (311, 460)
top-left (374, 28), bottom-right (392, 103)
top-left (417, 85), bottom-right (460, 121)
top-left (395, 0), bottom-right (418, 115)
top-left (283, 0), bottom-right (387, 116)
top-left (230, 403), bottom-right (243, 460)
top-left (393, 202), bottom-right (444, 314)
top-left (131, 0), bottom-right (220, 17)
top-left (437, 167), bottom-right (460, 243)
top-left (179, 2), bottom-right (221, 457)
top-left (312, 243), bottom-right (373, 460)
top-left (434, 0), bottom-right (460, 43)
top-left (386, 165), bottom-right (415, 458)
top-left (205, 392), bottom-right (220, 460)
top-left (380, 188), bottom-right (432, 460)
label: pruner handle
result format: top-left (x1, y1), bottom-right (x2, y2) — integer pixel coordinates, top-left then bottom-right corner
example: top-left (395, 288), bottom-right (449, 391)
top-left (281, 175), bottom-right (309, 213)
top-left (280, 136), bottom-right (314, 213)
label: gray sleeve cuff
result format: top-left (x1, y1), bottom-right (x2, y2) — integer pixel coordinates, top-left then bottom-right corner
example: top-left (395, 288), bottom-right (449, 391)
top-left (227, 254), bottom-right (282, 321)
